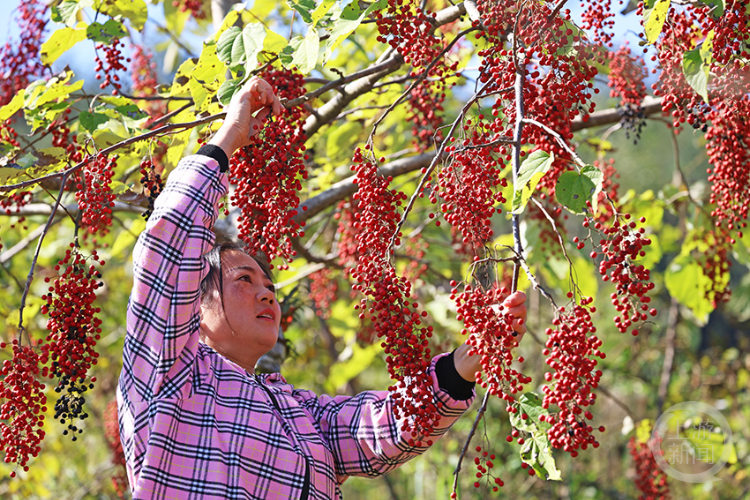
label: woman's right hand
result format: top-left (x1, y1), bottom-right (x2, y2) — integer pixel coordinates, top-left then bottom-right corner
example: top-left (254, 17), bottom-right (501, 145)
top-left (209, 77), bottom-right (283, 157)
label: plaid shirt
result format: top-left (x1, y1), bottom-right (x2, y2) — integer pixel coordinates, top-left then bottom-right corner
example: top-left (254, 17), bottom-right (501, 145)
top-left (118, 154), bottom-right (475, 499)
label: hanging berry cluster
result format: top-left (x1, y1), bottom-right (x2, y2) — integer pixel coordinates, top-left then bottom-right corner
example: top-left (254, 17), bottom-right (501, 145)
top-left (0, 341), bottom-right (48, 475)
top-left (373, 0), bottom-right (443, 69)
top-left (607, 44), bottom-right (648, 142)
top-left (452, 283), bottom-right (530, 400)
top-left (75, 154), bottom-right (117, 237)
top-left (95, 38), bottom-right (129, 96)
top-left (348, 146), bottom-right (439, 443)
top-left (541, 300), bottom-right (605, 456)
top-left (308, 268), bottom-right (338, 319)
top-left (470, 445), bottom-right (504, 493)
top-left (41, 244), bottom-right (104, 440)
top-left (228, 69), bottom-right (308, 270)
top-left (588, 214), bottom-right (656, 335)
top-left (436, 139), bottom-right (507, 251)
top-left (648, 0), bottom-right (750, 299)
top-left (172, 0), bottom-right (206, 19)
top-left (130, 44), bottom-right (167, 123)
top-left (629, 436), bottom-right (671, 500)
top-left (0, 0), bottom-right (47, 106)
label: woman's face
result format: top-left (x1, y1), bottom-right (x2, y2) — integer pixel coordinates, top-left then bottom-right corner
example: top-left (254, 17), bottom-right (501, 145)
top-left (200, 250), bottom-right (281, 370)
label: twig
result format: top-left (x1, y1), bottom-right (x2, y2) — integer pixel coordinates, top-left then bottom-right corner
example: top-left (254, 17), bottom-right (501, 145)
top-left (510, 71), bottom-right (526, 290)
top-left (17, 173), bottom-right (69, 344)
top-left (656, 297), bottom-right (679, 413)
top-left (522, 117), bottom-right (587, 169)
top-left (386, 80), bottom-right (491, 254)
top-left (0, 112), bottom-right (227, 193)
top-left (367, 27), bottom-right (478, 145)
top-left (146, 101), bottom-right (194, 130)
top-left (451, 391), bottom-right (492, 497)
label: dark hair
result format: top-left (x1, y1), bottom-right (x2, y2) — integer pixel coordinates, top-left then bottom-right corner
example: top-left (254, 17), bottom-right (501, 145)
top-left (200, 242), bottom-right (274, 310)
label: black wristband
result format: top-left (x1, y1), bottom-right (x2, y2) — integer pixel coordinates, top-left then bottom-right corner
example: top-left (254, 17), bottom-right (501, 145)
top-left (435, 351), bottom-right (475, 401)
top-left (197, 144), bottom-right (230, 173)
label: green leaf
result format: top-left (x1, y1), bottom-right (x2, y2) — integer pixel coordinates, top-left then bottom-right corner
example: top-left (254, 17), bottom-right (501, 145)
top-left (51, 0), bottom-right (91, 26)
top-left (580, 164), bottom-right (603, 214)
top-left (280, 36), bottom-right (304, 68)
top-left (682, 47), bottom-right (709, 103)
top-left (86, 19), bottom-right (128, 44)
top-left (509, 393), bottom-right (552, 433)
top-left (292, 28), bottom-right (320, 75)
top-left (323, 0), bottom-right (386, 63)
top-left (218, 23), bottom-right (267, 73)
top-left (312, 0), bottom-right (337, 26)
top-left (217, 78), bottom-right (243, 105)
top-left (287, 0), bottom-right (317, 23)
top-left (241, 23), bottom-right (266, 72)
top-left (79, 111), bottom-right (110, 132)
top-left (512, 150), bottom-right (554, 214)
top-left (643, 0), bottom-right (671, 44)
top-left (665, 253), bottom-right (714, 324)
top-left (94, 0), bottom-right (149, 31)
top-left (40, 25), bottom-right (87, 65)
top-left (555, 169), bottom-right (599, 214)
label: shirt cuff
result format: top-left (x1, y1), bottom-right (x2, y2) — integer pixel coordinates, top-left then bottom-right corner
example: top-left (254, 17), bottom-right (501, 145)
top-left (197, 144), bottom-right (230, 173)
top-left (435, 351), bottom-right (475, 401)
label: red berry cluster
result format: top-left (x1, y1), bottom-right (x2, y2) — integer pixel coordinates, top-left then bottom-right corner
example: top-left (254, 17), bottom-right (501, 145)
top-left (588, 214), bottom-right (655, 335)
top-left (41, 244), bottom-right (104, 438)
top-left (228, 69), bottom-right (308, 270)
top-left (172, 0), bottom-right (206, 19)
top-left (0, 341), bottom-right (48, 474)
top-left (95, 39), bottom-right (129, 96)
top-left (608, 44), bottom-right (648, 142)
top-left (373, 0), bottom-right (442, 69)
top-left (402, 236), bottom-right (429, 283)
top-left (75, 154), bottom-right (117, 237)
top-left (470, 445), bottom-right (504, 492)
top-left (0, 0), bottom-right (47, 106)
top-left (348, 147), bottom-right (438, 443)
top-left (308, 268), bottom-right (338, 319)
top-left (333, 199), bottom-right (361, 273)
top-left (139, 158), bottom-right (164, 221)
top-left (451, 283), bottom-right (529, 401)
top-left (629, 436), bottom-right (670, 500)
top-left (436, 142), bottom-right (507, 251)
top-left (103, 400), bottom-right (128, 498)
top-left (130, 44), bottom-right (166, 122)
top-left (541, 300), bottom-right (605, 456)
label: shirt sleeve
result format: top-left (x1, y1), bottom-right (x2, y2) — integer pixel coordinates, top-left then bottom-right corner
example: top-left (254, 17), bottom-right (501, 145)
top-left (291, 352), bottom-right (475, 482)
top-left (120, 155), bottom-right (227, 402)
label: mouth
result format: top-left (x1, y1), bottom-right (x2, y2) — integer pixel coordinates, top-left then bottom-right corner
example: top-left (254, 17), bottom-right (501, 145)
top-left (257, 308), bottom-right (276, 322)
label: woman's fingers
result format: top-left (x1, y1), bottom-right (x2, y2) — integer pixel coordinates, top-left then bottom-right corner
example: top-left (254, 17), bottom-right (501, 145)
top-left (502, 291), bottom-right (527, 335)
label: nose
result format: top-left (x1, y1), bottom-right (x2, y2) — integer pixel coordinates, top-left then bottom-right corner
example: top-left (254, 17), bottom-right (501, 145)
top-left (258, 286), bottom-right (275, 304)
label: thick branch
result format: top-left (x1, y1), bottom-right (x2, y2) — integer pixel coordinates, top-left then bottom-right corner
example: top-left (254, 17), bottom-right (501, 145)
top-left (570, 96), bottom-right (664, 132)
top-left (293, 154), bottom-right (434, 223)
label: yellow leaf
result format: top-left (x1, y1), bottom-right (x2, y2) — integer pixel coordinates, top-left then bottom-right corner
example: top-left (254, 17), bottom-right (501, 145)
top-left (40, 25), bottom-right (87, 65)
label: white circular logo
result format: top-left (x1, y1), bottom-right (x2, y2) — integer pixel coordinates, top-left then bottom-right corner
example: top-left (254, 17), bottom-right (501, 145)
top-left (650, 401), bottom-right (733, 483)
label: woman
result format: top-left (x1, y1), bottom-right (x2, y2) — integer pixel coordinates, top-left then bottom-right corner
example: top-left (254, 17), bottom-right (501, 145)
top-left (118, 78), bottom-right (527, 499)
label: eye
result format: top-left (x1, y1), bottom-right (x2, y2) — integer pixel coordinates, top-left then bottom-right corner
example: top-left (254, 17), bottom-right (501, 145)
top-left (239, 275), bottom-right (252, 282)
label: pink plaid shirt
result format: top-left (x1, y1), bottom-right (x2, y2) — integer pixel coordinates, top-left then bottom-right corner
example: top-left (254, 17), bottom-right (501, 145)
top-left (118, 154), bottom-right (474, 499)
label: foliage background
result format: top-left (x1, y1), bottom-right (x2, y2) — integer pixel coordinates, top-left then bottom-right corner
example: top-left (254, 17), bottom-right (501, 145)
top-left (0, 0), bottom-right (748, 499)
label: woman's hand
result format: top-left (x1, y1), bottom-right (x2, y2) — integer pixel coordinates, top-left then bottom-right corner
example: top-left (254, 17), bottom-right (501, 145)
top-left (208, 77), bottom-right (283, 157)
top-left (454, 291), bottom-right (528, 383)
